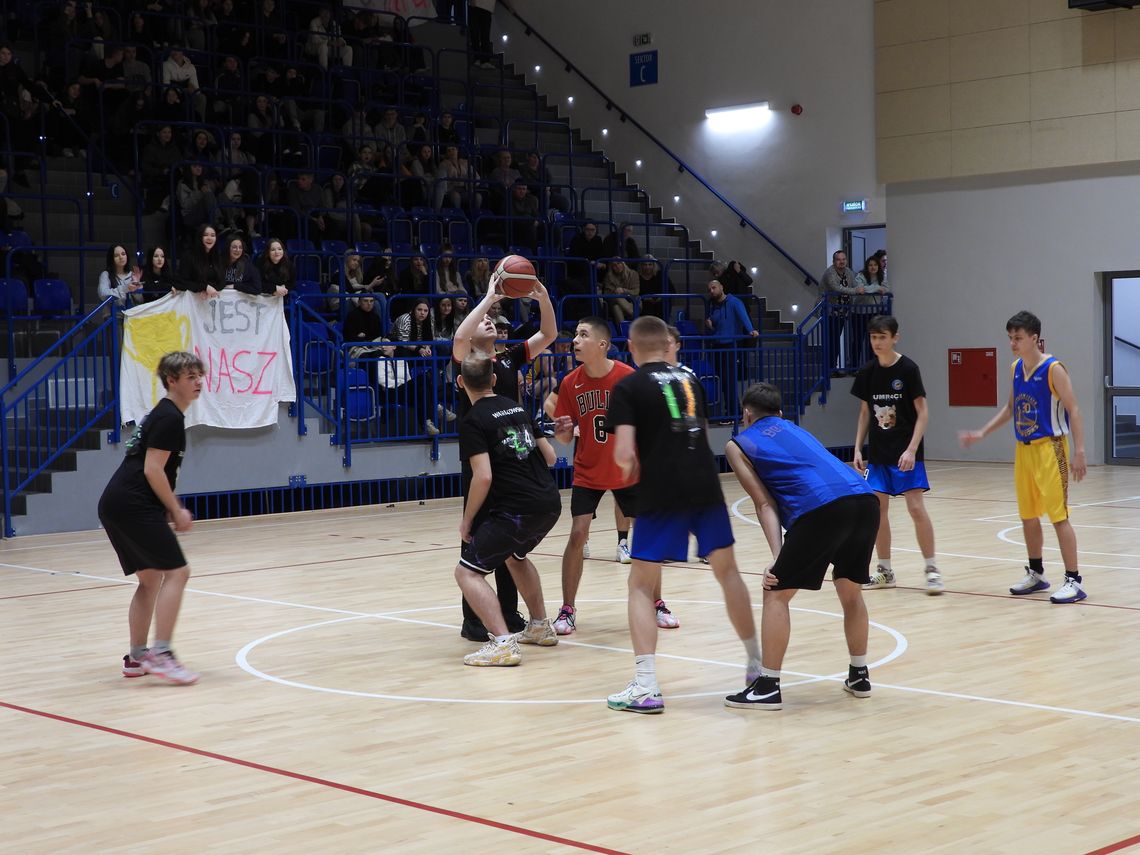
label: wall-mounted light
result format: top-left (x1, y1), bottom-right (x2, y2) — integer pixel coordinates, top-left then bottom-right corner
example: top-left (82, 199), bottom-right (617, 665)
top-left (710, 229), bottom-right (718, 238)
top-left (534, 65), bottom-right (541, 73)
top-left (791, 304), bottom-right (799, 313)
top-left (705, 101), bottom-right (772, 132)
top-left (601, 127), bottom-right (608, 136)
top-left (567, 96), bottom-right (574, 104)
top-left (635, 159), bottom-right (642, 168)
top-left (501, 34), bottom-right (508, 43)
top-left (673, 195), bottom-right (680, 203)
top-left (750, 267), bottom-right (758, 274)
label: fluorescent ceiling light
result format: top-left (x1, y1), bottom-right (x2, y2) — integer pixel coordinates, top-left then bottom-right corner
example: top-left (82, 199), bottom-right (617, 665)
top-left (704, 101), bottom-right (771, 132)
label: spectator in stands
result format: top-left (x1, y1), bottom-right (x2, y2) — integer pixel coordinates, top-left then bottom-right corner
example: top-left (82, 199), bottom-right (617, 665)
top-left (874, 249), bottom-right (887, 275)
top-left (140, 124), bottom-right (181, 213)
top-left (222, 236), bottom-right (260, 293)
top-left (77, 44), bottom-right (127, 119)
top-left (178, 223), bottom-right (222, 296)
top-left (99, 244), bottom-right (144, 308)
top-left (707, 277), bottom-right (758, 416)
top-left (453, 292), bottom-right (470, 324)
top-left (49, 81), bottom-right (88, 158)
top-left (564, 221), bottom-right (606, 312)
top-left (487, 148), bottom-right (519, 214)
top-left (374, 336), bottom-right (443, 435)
top-left (161, 47), bottom-right (206, 121)
top-left (468, 0), bottom-right (496, 68)
top-left (154, 86), bottom-right (187, 125)
top-left (346, 10), bottom-right (382, 67)
top-left (343, 252), bottom-right (369, 302)
top-left (349, 143), bottom-right (393, 207)
top-left (435, 295), bottom-right (459, 340)
top-left (393, 297), bottom-right (437, 357)
top-left (821, 249), bottom-right (862, 372)
top-left (409, 112), bottom-right (430, 143)
top-left (397, 253), bottom-right (430, 298)
top-left (127, 12), bottom-right (161, 54)
top-left (434, 143), bottom-right (478, 211)
top-left (283, 64), bottom-right (325, 134)
top-left (211, 55), bottom-right (243, 123)
top-left (289, 172), bottom-right (342, 243)
top-left (602, 223), bottom-right (640, 260)
top-left (184, 0), bottom-right (217, 52)
top-left (42, 0), bottom-right (91, 89)
top-left (255, 238), bottom-right (293, 297)
top-left (466, 256), bottom-right (491, 298)
top-left (88, 9), bottom-right (117, 54)
top-left (600, 259), bottom-right (639, 324)
top-left (307, 4), bottom-right (352, 69)
top-left (405, 142), bottom-right (435, 208)
top-left (216, 0), bottom-right (253, 57)
top-left (187, 129), bottom-right (219, 166)
top-left (855, 254), bottom-right (889, 303)
top-left (345, 292), bottom-right (383, 347)
top-left (435, 110), bottom-right (461, 147)
top-left (375, 108), bottom-right (408, 158)
top-left (254, 0), bottom-right (289, 60)
top-left (507, 179), bottom-right (540, 251)
top-left (518, 149), bottom-right (569, 214)
top-left (121, 46), bottom-right (152, 99)
top-left (176, 162), bottom-right (218, 237)
top-left (324, 172), bottom-right (367, 241)
top-left (362, 249), bottom-right (398, 301)
top-left (341, 105), bottom-right (375, 143)
top-left (247, 93), bottom-right (281, 165)
top-left (712, 259), bottom-right (754, 296)
top-left (1, 44), bottom-right (56, 121)
top-left (636, 256), bottom-right (666, 318)
top-left (139, 246), bottom-right (175, 302)
top-left (434, 244), bottom-right (464, 294)
top-left (220, 131), bottom-right (257, 235)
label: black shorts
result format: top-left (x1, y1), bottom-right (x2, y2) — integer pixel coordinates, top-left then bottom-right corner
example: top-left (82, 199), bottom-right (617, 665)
top-left (570, 485), bottom-right (637, 519)
top-left (771, 494), bottom-right (879, 591)
top-left (460, 508), bottom-right (562, 575)
top-left (98, 495), bottom-right (187, 576)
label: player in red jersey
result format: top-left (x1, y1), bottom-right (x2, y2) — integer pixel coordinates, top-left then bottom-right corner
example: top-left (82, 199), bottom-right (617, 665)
top-left (544, 317), bottom-right (680, 634)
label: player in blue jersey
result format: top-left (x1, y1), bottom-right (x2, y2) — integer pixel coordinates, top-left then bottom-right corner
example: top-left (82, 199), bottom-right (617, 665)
top-left (959, 311), bottom-right (1087, 603)
top-left (723, 382), bottom-right (879, 710)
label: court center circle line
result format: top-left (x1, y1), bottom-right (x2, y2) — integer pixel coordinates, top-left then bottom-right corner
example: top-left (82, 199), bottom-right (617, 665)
top-left (235, 601), bottom-right (907, 704)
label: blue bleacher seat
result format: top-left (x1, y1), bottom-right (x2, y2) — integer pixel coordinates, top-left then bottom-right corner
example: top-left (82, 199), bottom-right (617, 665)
top-left (418, 219), bottom-right (443, 246)
top-left (287, 238), bottom-right (316, 254)
top-left (479, 244), bottom-right (505, 258)
top-left (32, 279), bottom-right (73, 317)
top-left (388, 218), bottom-right (413, 246)
top-left (420, 242), bottom-right (440, 258)
top-left (322, 240), bottom-right (348, 258)
top-left (448, 220), bottom-right (471, 248)
top-left (251, 236), bottom-right (268, 258)
top-left (0, 278), bottom-right (30, 316)
top-left (355, 241), bottom-right (381, 255)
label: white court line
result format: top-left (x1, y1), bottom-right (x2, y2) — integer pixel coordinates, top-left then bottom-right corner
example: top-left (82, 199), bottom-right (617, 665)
top-left (975, 493), bottom-right (1140, 522)
top-left (995, 526), bottom-right (1140, 563)
top-left (5, 559), bottom-right (1136, 724)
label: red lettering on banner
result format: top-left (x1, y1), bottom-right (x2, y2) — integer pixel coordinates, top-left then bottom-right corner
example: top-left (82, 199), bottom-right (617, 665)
top-left (253, 351), bottom-right (277, 395)
top-left (190, 346), bottom-right (278, 395)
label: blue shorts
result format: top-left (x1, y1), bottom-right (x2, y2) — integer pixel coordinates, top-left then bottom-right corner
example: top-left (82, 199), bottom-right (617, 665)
top-left (631, 503), bottom-right (734, 563)
top-left (865, 462), bottom-right (930, 496)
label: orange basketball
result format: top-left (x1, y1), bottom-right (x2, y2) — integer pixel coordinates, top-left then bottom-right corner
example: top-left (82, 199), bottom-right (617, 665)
top-left (495, 254), bottom-right (538, 298)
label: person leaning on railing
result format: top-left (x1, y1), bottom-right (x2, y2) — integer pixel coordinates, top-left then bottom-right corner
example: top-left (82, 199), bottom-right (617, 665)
top-left (139, 246), bottom-right (176, 302)
top-left (99, 244), bottom-right (145, 308)
top-left (255, 238), bottom-right (294, 298)
top-left (177, 223), bottom-right (222, 298)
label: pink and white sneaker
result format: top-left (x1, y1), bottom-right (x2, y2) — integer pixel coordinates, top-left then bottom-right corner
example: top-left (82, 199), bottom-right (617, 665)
top-left (655, 600), bottom-right (680, 629)
top-left (140, 650), bottom-right (199, 685)
top-left (552, 604), bottom-right (576, 635)
top-left (122, 654), bottom-right (146, 678)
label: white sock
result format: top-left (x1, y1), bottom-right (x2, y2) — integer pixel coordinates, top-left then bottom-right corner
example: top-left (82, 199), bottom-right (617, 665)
top-left (634, 654), bottom-right (658, 691)
top-left (760, 666), bottom-right (780, 680)
top-left (924, 556), bottom-right (938, 570)
top-left (495, 634), bottom-right (512, 643)
top-left (851, 655), bottom-right (867, 668)
top-left (742, 635), bottom-right (761, 663)
top-left (878, 559), bottom-right (892, 571)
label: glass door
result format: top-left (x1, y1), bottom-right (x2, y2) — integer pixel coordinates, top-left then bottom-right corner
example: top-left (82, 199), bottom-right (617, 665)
top-left (1103, 273), bottom-right (1140, 464)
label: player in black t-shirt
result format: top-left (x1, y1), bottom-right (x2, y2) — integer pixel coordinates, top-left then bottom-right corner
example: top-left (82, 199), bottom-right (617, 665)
top-left (603, 316), bottom-right (760, 714)
top-left (455, 353), bottom-right (561, 666)
top-left (98, 352), bottom-right (204, 686)
top-left (850, 315), bottom-right (943, 594)
top-left (450, 272), bottom-right (558, 641)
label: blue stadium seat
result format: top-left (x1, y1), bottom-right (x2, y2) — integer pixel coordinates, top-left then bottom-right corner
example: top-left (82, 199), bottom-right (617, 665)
top-left (0, 278), bottom-right (29, 316)
top-left (32, 279), bottom-right (73, 317)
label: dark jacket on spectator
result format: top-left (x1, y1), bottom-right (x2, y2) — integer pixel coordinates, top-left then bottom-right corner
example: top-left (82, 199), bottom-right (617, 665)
top-left (225, 257), bottom-right (262, 294)
top-left (344, 304), bottom-right (383, 342)
top-left (178, 249), bottom-right (222, 292)
top-left (256, 257), bottom-right (294, 295)
top-left (720, 261), bottom-right (754, 296)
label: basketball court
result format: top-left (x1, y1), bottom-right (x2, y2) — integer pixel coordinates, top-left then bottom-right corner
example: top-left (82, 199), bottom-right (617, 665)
top-left (2, 462), bottom-right (1139, 854)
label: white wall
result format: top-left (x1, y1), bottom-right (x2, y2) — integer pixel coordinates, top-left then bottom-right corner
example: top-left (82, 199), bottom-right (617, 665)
top-left (499, 0), bottom-right (882, 318)
top-left (887, 165), bottom-right (1132, 464)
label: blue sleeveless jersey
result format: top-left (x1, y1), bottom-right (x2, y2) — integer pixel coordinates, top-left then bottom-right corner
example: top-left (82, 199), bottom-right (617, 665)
top-left (732, 417), bottom-right (872, 528)
top-left (1012, 357), bottom-right (1069, 443)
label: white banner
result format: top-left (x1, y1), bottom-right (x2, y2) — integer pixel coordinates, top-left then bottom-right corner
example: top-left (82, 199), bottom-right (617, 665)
top-left (120, 291), bottom-right (296, 429)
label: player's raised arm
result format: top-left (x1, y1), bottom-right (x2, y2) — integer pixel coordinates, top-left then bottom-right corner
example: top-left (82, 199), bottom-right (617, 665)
top-left (524, 280), bottom-right (558, 358)
top-left (452, 278), bottom-right (504, 362)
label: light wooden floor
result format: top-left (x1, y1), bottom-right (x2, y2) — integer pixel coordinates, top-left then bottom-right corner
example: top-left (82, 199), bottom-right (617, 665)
top-left (2, 462), bottom-right (1140, 855)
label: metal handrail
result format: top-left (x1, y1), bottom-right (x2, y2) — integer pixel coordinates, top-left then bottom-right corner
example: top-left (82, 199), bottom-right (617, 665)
top-left (500, 1), bottom-right (818, 287)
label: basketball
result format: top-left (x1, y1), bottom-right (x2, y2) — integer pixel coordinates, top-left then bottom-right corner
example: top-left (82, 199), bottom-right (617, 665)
top-left (494, 254), bottom-right (538, 298)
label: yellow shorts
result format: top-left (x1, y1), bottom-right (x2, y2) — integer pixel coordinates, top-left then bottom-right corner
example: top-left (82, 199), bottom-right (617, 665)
top-left (1014, 436), bottom-right (1070, 523)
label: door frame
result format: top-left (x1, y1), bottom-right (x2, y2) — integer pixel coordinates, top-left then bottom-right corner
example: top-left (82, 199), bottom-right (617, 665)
top-left (1101, 270), bottom-right (1140, 466)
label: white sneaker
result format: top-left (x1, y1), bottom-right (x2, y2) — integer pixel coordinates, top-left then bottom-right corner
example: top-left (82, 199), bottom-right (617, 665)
top-left (925, 568), bottom-right (944, 595)
top-left (140, 650), bottom-right (199, 685)
top-left (582, 540), bottom-right (590, 559)
top-left (516, 618), bottom-right (558, 646)
top-left (1049, 575), bottom-right (1087, 604)
top-left (655, 599), bottom-right (679, 629)
top-left (863, 566), bottom-right (896, 589)
top-left (606, 680), bottom-right (664, 714)
top-left (1010, 567), bottom-right (1050, 595)
top-left (463, 635), bottom-right (521, 666)
top-left (424, 419), bottom-right (440, 436)
top-left (437, 403), bottom-right (457, 422)
top-left (616, 539), bottom-right (631, 564)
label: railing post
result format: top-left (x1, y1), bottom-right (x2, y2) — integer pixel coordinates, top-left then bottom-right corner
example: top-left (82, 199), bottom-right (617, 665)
top-left (110, 301), bottom-right (121, 443)
top-left (1, 390), bottom-right (10, 537)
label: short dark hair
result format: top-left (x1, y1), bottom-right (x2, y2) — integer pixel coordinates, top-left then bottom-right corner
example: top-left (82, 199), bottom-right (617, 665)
top-left (867, 315), bottom-right (898, 335)
top-left (577, 316), bottom-right (610, 342)
top-left (461, 353), bottom-right (494, 392)
top-left (1006, 310), bottom-right (1041, 337)
top-left (158, 351), bottom-right (205, 389)
top-left (742, 382), bottom-right (782, 417)
top-left (832, 249), bottom-right (846, 261)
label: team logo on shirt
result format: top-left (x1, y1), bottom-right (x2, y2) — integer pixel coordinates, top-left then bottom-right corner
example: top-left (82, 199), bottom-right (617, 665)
top-left (1014, 393), bottom-right (1040, 439)
top-left (651, 368), bottom-right (702, 446)
top-left (501, 425), bottom-right (536, 460)
top-left (891, 379), bottom-right (903, 391)
top-left (873, 404), bottom-right (896, 429)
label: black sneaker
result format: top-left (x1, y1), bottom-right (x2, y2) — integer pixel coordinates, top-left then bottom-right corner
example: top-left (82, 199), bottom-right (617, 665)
top-left (843, 665), bottom-right (871, 698)
top-left (724, 675), bottom-right (782, 710)
top-left (460, 619), bottom-right (488, 641)
top-left (504, 610), bottom-right (527, 634)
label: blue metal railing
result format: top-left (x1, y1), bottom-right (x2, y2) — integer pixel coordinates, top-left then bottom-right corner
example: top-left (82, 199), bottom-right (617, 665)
top-left (499, 2), bottom-right (818, 287)
top-left (0, 297), bottom-right (119, 537)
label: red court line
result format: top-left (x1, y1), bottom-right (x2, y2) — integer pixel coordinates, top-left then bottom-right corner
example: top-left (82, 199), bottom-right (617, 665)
top-left (0, 699), bottom-right (629, 854)
top-left (1085, 833), bottom-right (1140, 855)
top-left (194, 544), bottom-right (458, 578)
